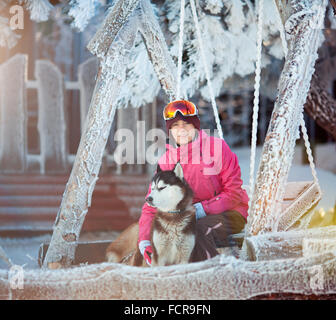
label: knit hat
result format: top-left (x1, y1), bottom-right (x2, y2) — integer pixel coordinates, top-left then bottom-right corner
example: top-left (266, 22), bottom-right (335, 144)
top-left (165, 111), bottom-right (201, 132)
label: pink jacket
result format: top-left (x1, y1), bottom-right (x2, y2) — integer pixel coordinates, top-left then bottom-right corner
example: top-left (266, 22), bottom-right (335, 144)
top-left (138, 129), bottom-right (249, 243)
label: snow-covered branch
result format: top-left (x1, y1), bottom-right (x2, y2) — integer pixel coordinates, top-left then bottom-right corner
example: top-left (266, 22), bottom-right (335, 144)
top-left (24, 0), bottom-right (54, 22)
top-left (68, 0), bottom-right (101, 32)
top-left (138, 0), bottom-right (177, 100)
top-left (87, 0), bottom-right (140, 59)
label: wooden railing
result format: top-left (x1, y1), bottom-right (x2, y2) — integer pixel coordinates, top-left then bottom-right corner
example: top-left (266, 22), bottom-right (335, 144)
top-left (0, 54), bottom-right (99, 174)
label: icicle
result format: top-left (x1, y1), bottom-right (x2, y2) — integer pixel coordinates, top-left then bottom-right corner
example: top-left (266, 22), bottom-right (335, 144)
top-left (25, 0), bottom-right (54, 22)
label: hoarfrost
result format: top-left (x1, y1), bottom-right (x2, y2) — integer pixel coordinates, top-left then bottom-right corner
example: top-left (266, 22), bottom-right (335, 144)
top-left (0, 54), bottom-right (27, 173)
top-left (246, 0), bottom-right (328, 237)
top-left (25, 0), bottom-right (54, 22)
top-left (0, 252), bottom-right (335, 299)
top-left (42, 9), bottom-right (140, 268)
top-left (68, 0), bottom-right (101, 32)
top-left (204, 0), bottom-right (223, 15)
top-left (113, 0), bottom-right (290, 108)
top-left (35, 60), bottom-right (67, 174)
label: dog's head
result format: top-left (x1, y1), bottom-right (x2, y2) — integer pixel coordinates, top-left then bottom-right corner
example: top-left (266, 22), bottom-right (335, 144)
top-left (146, 162), bottom-right (193, 212)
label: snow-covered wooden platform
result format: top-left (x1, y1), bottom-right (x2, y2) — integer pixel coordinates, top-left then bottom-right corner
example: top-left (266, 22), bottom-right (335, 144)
top-left (0, 249), bottom-right (335, 300)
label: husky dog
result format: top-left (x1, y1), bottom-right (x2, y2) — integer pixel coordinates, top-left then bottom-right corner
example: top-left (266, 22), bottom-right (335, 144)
top-left (106, 162), bottom-right (196, 267)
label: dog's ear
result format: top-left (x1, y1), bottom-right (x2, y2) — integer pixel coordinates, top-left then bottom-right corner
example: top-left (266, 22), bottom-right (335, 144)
top-left (156, 164), bottom-right (162, 173)
top-left (173, 162), bottom-right (184, 180)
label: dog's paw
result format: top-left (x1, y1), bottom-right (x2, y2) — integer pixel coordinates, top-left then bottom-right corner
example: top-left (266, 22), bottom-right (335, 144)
top-left (105, 251), bottom-right (119, 263)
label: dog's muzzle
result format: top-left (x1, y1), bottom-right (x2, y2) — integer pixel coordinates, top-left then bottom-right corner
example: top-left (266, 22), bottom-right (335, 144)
top-left (146, 196), bottom-right (155, 207)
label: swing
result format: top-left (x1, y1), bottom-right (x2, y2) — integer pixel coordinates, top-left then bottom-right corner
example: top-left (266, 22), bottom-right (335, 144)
top-left (12, 0), bottom-right (336, 300)
top-left (178, 0), bottom-right (322, 232)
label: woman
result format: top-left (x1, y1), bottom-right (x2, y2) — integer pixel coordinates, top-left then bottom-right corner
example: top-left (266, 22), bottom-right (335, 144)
top-left (138, 100), bottom-right (248, 265)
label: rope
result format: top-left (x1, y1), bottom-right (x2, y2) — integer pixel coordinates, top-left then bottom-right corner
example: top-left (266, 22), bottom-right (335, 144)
top-left (189, 0), bottom-right (223, 140)
top-left (300, 114), bottom-right (320, 186)
top-left (248, 0), bottom-right (264, 205)
top-left (176, 0), bottom-right (186, 100)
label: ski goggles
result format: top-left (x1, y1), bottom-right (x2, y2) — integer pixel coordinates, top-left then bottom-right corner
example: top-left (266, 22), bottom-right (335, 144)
top-left (163, 100), bottom-right (199, 120)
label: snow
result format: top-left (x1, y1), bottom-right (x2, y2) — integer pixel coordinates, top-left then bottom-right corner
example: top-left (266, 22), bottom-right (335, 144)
top-left (68, 0), bottom-right (101, 32)
top-left (25, 0), bottom-right (54, 22)
top-left (0, 250), bottom-right (335, 299)
top-left (109, 0), bottom-right (290, 110)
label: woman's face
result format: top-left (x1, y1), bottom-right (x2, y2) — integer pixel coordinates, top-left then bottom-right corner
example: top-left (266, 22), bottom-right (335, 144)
top-left (170, 120), bottom-right (196, 145)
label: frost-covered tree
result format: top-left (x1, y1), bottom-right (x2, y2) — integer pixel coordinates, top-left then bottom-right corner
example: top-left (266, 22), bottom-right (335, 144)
top-left (2, 1), bottom-right (336, 108)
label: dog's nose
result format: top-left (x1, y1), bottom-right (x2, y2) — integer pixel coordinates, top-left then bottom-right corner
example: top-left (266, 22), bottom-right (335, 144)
top-left (146, 196), bottom-right (153, 203)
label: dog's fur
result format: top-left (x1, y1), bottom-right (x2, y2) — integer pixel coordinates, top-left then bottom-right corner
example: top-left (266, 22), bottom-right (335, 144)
top-left (106, 162), bottom-right (196, 267)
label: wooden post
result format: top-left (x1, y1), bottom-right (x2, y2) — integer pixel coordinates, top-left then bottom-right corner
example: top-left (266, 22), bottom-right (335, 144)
top-left (42, 12), bottom-right (140, 269)
top-left (35, 60), bottom-right (68, 174)
top-left (245, 0), bottom-right (328, 237)
top-left (0, 54), bottom-right (28, 173)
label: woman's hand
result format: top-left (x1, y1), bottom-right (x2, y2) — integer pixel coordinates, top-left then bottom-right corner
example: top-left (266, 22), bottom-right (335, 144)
top-left (139, 240), bottom-right (152, 266)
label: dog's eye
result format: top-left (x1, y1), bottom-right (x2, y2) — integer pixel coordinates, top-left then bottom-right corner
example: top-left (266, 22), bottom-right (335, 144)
top-left (158, 186), bottom-right (167, 191)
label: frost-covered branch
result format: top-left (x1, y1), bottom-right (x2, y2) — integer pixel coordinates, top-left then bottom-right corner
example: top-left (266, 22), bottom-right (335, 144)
top-left (245, 226), bottom-right (336, 261)
top-left (24, 0), bottom-right (54, 22)
top-left (87, 0), bottom-right (140, 59)
top-left (138, 0), bottom-right (177, 100)
top-left (330, 0), bottom-right (336, 14)
top-left (68, 0), bottom-right (101, 32)
top-left (2, 252), bottom-right (336, 299)
top-left (305, 74), bottom-right (336, 141)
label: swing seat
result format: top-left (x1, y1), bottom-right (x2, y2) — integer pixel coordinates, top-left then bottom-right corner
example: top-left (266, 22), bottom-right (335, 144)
top-left (242, 180), bottom-right (322, 232)
top-left (278, 180), bottom-right (322, 231)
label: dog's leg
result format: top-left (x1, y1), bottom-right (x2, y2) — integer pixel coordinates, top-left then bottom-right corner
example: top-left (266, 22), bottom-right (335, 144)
top-left (105, 222), bottom-right (139, 263)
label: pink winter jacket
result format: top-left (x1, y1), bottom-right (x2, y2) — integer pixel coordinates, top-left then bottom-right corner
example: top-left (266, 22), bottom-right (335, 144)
top-left (138, 129), bottom-right (249, 243)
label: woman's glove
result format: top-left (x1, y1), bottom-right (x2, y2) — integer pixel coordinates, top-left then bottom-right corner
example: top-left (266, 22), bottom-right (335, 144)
top-left (139, 240), bottom-right (152, 266)
top-left (193, 202), bottom-right (207, 220)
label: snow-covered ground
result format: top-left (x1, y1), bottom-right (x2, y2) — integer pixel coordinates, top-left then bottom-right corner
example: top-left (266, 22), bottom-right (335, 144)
top-left (0, 144), bottom-right (335, 271)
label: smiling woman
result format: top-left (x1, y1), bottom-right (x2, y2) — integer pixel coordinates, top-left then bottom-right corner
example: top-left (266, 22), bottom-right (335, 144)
top-left (137, 100), bottom-right (248, 266)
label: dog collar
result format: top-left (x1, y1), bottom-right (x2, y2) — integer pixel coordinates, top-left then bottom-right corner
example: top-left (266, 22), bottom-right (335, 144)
top-left (167, 209), bottom-right (181, 213)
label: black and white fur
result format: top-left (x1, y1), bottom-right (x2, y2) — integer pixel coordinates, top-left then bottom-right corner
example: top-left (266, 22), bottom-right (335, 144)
top-left (145, 162), bottom-right (196, 266)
